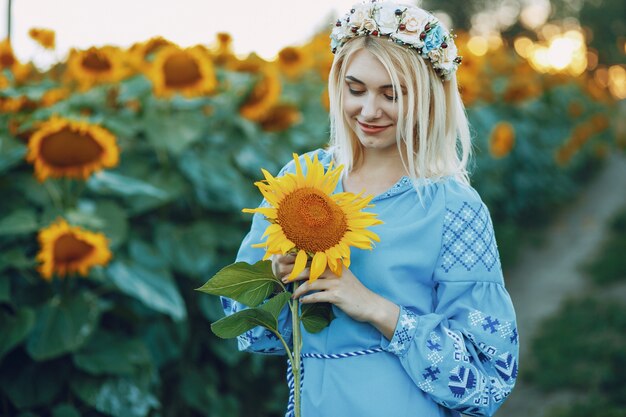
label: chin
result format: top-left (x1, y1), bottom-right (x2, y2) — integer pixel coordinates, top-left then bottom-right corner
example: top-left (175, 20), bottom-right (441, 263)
top-left (357, 135), bottom-right (396, 150)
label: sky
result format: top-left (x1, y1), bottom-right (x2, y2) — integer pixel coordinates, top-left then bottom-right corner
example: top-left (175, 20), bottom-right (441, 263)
top-left (1, 0), bottom-right (362, 69)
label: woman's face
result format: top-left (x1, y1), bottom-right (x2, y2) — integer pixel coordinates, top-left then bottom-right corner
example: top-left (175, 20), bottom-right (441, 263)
top-left (342, 49), bottom-right (404, 152)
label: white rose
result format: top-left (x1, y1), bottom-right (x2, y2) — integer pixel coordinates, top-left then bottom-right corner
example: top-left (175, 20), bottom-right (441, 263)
top-left (331, 26), bottom-right (346, 41)
top-left (441, 42), bottom-right (458, 64)
top-left (428, 49), bottom-right (442, 63)
top-left (350, 4), bottom-right (370, 27)
top-left (377, 6), bottom-right (398, 35)
top-left (393, 32), bottom-right (420, 47)
top-left (362, 18), bottom-right (377, 32)
top-left (403, 15), bottom-right (421, 33)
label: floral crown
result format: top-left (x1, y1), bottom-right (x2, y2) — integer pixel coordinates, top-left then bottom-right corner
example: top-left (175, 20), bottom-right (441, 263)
top-left (330, 1), bottom-right (462, 81)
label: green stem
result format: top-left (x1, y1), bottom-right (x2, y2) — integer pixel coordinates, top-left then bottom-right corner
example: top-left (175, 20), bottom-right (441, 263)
top-left (44, 180), bottom-right (63, 212)
top-left (290, 281), bottom-right (302, 417)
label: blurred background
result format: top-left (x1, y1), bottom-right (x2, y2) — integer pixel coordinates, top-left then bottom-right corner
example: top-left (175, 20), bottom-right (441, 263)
top-left (0, 0), bottom-right (624, 416)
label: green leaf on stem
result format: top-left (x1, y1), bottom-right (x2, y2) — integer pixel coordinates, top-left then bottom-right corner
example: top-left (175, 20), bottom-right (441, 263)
top-left (0, 308), bottom-right (35, 359)
top-left (301, 303), bottom-right (335, 334)
top-left (0, 209), bottom-right (38, 236)
top-left (211, 292), bottom-right (291, 339)
top-left (196, 260), bottom-right (281, 308)
top-left (26, 292), bottom-right (101, 360)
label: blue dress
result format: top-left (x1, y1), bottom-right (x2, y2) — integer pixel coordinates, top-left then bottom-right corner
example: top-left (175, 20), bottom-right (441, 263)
top-left (221, 149), bottom-right (519, 417)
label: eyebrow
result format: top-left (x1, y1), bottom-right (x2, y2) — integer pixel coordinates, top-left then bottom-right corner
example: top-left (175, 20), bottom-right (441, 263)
top-left (345, 75), bottom-right (405, 91)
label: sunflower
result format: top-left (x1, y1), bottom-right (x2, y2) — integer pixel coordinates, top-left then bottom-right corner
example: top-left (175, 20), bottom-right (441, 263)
top-left (489, 122), bottom-right (515, 158)
top-left (211, 32), bottom-right (234, 66)
top-left (28, 28), bottom-right (55, 50)
top-left (243, 153), bottom-right (382, 282)
top-left (277, 46), bottom-right (312, 79)
top-left (36, 218), bottom-right (112, 280)
top-left (66, 46), bottom-right (130, 90)
top-left (26, 116), bottom-right (120, 182)
top-left (259, 104), bottom-right (301, 132)
top-left (40, 87), bottom-right (71, 107)
top-left (148, 45), bottom-right (217, 98)
top-left (0, 38), bottom-right (17, 70)
top-left (128, 36), bottom-right (174, 70)
top-left (239, 67), bottom-right (282, 121)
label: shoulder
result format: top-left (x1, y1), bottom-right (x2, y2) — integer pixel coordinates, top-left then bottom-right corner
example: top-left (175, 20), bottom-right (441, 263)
top-left (442, 177), bottom-right (483, 207)
top-left (436, 178), bottom-right (503, 280)
top-left (276, 148), bottom-right (332, 176)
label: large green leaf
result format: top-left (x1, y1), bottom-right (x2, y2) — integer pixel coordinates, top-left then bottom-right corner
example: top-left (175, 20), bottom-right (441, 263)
top-left (211, 292), bottom-right (290, 339)
top-left (107, 260), bottom-right (186, 321)
top-left (0, 308), bottom-right (35, 359)
top-left (128, 239), bottom-right (168, 270)
top-left (118, 75), bottom-right (152, 101)
top-left (26, 292), bottom-right (101, 360)
top-left (301, 303), bottom-right (335, 334)
top-left (0, 353), bottom-right (69, 409)
top-left (71, 375), bottom-right (159, 417)
top-left (142, 319), bottom-right (185, 368)
top-left (144, 107), bottom-right (205, 156)
top-left (0, 277), bottom-right (9, 302)
top-left (87, 171), bottom-right (169, 200)
top-left (52, 404), bottom-right (81, 417)
top-left (155, 222), bottom-right (217, 277)
top-left (73, 330), bottom-right (152, 376)
top-left (0, 209), bottom-right (38, 236)
top-left (196, 260), bottom-right (280, 307)
top-left (0, 134), bottom-right (27, 174)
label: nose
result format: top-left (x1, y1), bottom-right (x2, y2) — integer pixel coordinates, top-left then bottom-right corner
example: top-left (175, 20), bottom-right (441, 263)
top-left (360, 94), bottom-right (382, 121)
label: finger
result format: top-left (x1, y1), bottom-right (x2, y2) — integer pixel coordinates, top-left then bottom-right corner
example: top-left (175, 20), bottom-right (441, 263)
top-left (277, 253), bottom-right (296, 265)
top-left (292, 278), bottom-right (335, 299)
top-left (282, 267), bottom-right (310, 284)
top-left (300, 291), bottom-right (331, 304)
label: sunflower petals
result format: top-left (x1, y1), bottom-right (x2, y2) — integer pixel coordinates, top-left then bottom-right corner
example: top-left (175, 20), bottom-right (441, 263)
top-left (309, 251), bottom-right (327, 282)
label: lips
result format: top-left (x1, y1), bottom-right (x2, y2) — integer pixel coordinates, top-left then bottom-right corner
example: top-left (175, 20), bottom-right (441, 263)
top-left (357, 120), bottom-right (391, 134)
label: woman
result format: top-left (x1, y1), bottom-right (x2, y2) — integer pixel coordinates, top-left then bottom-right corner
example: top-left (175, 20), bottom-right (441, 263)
top-left (222, 2), bottom-right (518, 416)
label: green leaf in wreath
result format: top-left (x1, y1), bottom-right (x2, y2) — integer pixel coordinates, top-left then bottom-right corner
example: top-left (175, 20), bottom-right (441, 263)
top-left (301, 302), bottom-right (335, 334)
top-left (0, 308), bottom-right (36, 359)
top-left (196, 260), bottom-right (280, 307)
top-left (211, 292), bottom-right (291, 339)
top-left (26, 292), bottom-right (101, 360)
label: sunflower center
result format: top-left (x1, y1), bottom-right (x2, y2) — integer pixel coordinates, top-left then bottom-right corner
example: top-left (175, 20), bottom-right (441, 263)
top-left (82, 50), bottom-right (112, 72)
top-left (40, 127), bottom-right (104, 167)
top-left (54, 233), bottom-right (94, 263)
top-left (1, 52), bottom-right (15, 68)
top-left (277, 188), bottom-right (348, 253)
top-left (280, 48), bottom-right (300, 64)
top-left (163, 52), bottom-right (202, 88)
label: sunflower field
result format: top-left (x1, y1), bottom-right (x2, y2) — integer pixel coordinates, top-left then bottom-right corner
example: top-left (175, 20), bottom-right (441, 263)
top-left (0, 24), bottom-right (622, 417)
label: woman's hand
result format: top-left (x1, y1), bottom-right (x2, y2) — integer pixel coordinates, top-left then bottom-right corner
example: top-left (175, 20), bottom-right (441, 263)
top-left (289, 267), bottom-right (400, 340)
top-left (271, 253), bottom-right (299, 280)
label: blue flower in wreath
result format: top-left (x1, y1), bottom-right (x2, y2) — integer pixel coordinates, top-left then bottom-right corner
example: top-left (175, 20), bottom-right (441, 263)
top-left (423, 25), bottom-right (445, 53)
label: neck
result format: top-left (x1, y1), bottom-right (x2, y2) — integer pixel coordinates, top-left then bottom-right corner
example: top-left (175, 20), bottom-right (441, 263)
top-left (352, 146), bottom-right (408, 180)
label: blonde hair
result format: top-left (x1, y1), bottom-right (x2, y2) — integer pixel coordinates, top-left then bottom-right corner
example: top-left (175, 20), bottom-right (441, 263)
top-left (328, 35), bottom-right (472, 189)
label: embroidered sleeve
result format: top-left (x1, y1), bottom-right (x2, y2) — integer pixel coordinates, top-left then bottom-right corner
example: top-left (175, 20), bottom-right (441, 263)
top-left (382, 192), bottom-right (519, 416)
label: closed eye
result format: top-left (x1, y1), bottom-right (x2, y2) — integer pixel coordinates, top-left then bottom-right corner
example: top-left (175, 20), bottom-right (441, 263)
top-left (348, 88), bottom-right (366, 96)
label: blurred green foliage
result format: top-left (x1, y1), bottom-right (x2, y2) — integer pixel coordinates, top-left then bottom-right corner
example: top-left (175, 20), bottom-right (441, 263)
top-left (584, 208), bottom-right (626, 284)
top-left (525, 206), bottom-right (626, 417)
